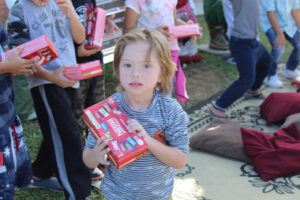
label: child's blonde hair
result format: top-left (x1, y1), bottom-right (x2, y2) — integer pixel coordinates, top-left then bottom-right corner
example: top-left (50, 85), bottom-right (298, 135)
top-left (113, 28), bottom-right (176, 94)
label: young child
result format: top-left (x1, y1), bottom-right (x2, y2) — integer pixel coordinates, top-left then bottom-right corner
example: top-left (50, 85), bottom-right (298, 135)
top-left (7, 0), bottom-right (91, 199)
top-left (123, 0), bottom-right (193, 104)
top-left (261, 0), bottom-right (300, 88)
top-left (209, 0), bottom-right (272, 118)
top-left (0, 24), bottom-right (39, 200)
top-left (83, 28), bottom-right (189, 200)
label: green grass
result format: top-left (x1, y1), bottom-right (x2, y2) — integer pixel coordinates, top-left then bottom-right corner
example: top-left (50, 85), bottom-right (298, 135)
top-left (16, 15), bottom-right (293, 199)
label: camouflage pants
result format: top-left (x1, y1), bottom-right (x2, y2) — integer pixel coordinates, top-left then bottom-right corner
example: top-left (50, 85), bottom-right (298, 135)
top-left (75, 74), bottom-right (105, 132)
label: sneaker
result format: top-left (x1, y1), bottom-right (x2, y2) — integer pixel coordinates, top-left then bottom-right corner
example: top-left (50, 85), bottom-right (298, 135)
top-left (281, 68), bottom-right (300, 79)
top-left (28, 176), bottom-right (64, 192)
top-left (91, 167), bottom-right (104, 181)
top-left (265, 75), bottom-right (283, 88)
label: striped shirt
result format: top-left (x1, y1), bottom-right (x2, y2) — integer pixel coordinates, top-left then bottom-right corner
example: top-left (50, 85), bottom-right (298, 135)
top-left (85, 90), bottom-right (189, 200)
top-left (0, 24), bottom-right (17, 133)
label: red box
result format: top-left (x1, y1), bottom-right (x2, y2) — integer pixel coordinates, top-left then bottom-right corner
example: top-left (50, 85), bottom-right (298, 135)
top-left (83, 96), bottom-right (148, 169)
top-left (63, 60), bottom-right (103, 81)
top-left (5, 35), bottom-right (58, 65)
top-left (164, 24), bottom-right (202, 39)
top-left (85, 7), bottom-right (106, 49)
top-left (291, 76), bottom-right (300, 88)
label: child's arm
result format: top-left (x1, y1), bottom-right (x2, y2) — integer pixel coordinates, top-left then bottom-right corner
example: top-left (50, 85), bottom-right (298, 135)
top-left (127, 119), bottom-right (188, 169)
top-left (34, 65), bottom-right (77, 88)
top-left (55, 0), bottom-right (85, 44)
top-left (174, 8), bottom-right (187, 26)
top-left (267, 11), bottom-right (285, 49)
top-left (0, 47), bottom-right (39, 75)
top-left (83, 137), bottom-right (111, 169)
top-left (123, 7), bottom-right (139, 34)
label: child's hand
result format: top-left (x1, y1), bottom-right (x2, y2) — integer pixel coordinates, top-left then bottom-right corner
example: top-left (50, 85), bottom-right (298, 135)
top-left (104, 14), bottom-right (120, 37)
top-left (5, 47), bottom-right (40, 75)
top-left (52, 65), bottom-right (78, 88)
top-left (55, 0), bottom-right (75, 19)
top-left (127, 119), bottom-right (150, 140)
top-left (91, 137), bottom-right (110, 166)
top-left (77, 41), bottom-right (101, 57)
top-left (273, 34), bottom-right (285, 49)
top-left (156, 26), bottom-right (171, 40)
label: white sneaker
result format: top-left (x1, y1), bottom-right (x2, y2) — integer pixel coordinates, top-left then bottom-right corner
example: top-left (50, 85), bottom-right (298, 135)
top-left (265, 75), bottom-right (283, 88)
top-left (281, 68), bottom-right (300, 79)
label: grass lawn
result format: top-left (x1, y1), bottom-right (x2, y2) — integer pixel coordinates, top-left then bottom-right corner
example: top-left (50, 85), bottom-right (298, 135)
top-left (15, 15), bottom-right (293, 200)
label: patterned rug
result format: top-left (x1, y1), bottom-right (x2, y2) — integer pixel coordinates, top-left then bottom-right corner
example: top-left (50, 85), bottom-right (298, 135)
top-left (173, 73), bottom-right (300, 200)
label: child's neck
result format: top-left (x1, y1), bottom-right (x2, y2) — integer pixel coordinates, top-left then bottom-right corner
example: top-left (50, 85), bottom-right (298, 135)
top-left (123, 91), bottom-right (154, 111)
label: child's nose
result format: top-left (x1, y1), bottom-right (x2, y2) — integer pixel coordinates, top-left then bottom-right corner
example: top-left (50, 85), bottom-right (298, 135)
top-left (132, 66), bottom-right (141, 78)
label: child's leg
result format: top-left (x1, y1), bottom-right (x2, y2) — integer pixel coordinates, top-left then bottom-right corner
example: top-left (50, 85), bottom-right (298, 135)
top-left (0, 116), bottom-right (32, 200)
top-left (250, 41), bottom-right (271, 91)
top-left (215, 37), bottom-right (256, 109)
top-left (265, 28), bottom-right (285, 76)
top-left (285, 30), bottom-right (300, 71)
top-left (0, 128), bottom-right (16, 200)
top-left (31, 84), bottom-right (91, 199)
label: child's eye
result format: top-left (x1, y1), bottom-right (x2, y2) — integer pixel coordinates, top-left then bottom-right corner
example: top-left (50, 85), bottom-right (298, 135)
top-left (124, 63), bottom-right (131, 68)
top-left (144, 64), bottom-right (151, 68)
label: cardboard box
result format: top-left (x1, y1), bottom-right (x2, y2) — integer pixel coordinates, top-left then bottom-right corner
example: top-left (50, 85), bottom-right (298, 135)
top-left (83, 96), bottom-right (148, 169)
top-left (164, 24), bottom-right (202, 39)
top-left (5, 35), bottom-right (58, 65)
top-left (63, 60), bottom-right (103, 81)
top-left (85, 7), bottom-right (106, 49)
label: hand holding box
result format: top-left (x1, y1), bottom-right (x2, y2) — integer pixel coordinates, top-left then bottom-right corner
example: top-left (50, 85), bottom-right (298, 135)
top-left (85, 7), bottom-right (106, 49)
top-left (5, 35), bottom-right (58, 66)
top-left (83, 96), bottom-right (148, 169)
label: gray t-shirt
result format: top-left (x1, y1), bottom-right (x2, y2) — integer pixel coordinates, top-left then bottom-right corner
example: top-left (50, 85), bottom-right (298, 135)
top-left (7, 0), bottom-right (78, 88)
top-left (230, 0), bottom-right (261, 39)
top-left (85, 90), bottom-right (189, 200)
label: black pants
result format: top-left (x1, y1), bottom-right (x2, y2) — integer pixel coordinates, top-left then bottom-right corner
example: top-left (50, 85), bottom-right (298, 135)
top-left (31, 84), bottom-right (91, 200)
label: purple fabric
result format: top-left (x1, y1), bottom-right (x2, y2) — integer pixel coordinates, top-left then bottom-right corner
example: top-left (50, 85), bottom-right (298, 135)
top-left (171, 50), bottom-right (189, 104)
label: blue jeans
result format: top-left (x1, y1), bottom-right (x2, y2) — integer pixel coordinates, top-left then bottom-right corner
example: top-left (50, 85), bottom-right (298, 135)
top-left (266, 28), bottom-right (300, 76)
top-left (215, 36), bottom-right (271, 109)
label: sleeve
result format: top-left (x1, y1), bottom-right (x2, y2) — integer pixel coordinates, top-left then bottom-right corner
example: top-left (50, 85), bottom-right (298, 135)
top-left (262, 0), bottom-right (275, 12)
top-left (164, 99), bottom-right (189, 154)
top-left (125, 0), bottom-right (141, 15)
top-left (7, 3), bottom-right (30, 46)
top-left (85, 130), bottom-right (98, 149)
top-left (0, 24), bottom-right (8, 46)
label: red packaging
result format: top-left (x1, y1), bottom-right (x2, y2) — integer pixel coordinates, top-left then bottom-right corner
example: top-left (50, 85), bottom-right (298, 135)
top-left (5, 35), bottom-right (58, 65)
top-left (163, 24), bottom-right (202, 39)
top-left (85, 7), bottom-right (106, 49)
top-left (83, 97), bottom-right (148, 169)
top-left (63, 60), bottom-right (103, 81)
top-left (291, 76), bottom-right (300, 88)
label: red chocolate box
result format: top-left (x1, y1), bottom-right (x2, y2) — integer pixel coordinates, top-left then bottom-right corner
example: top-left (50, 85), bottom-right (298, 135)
top-left (63, 60), bottom-right (103, 81)
top-left (5, 35), bottom-right (58, 66)
top-left (85, 7), bottom-right (106, 49)
top-left (83, 96), bottom-right (148, 169)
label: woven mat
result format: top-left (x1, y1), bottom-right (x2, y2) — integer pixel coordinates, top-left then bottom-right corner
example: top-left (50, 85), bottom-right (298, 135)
top-left (173, 70), bottom-right (300, 200)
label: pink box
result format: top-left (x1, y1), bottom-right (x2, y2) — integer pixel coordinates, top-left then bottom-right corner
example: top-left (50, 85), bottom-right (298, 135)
top-left (85, 7), bottom-right (106, 49)
top-left (5, 35), bottom-right (58, 65)
top-left (63, 60), bottom-right (103, 81)
top-left (83, 96), bottom-right (148, 169)
top-left (164, 24), bottom-right (202, 39)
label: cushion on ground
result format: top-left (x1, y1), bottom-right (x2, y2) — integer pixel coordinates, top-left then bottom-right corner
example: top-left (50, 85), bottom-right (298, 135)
top-left (260, 92), bottom-right (300, 123)
top-left (281, 113), bottom-right (300, 128)
top-left (241, 122), bottom-right (300, 181)
top-left (189, 117), bottom-right (252, 163)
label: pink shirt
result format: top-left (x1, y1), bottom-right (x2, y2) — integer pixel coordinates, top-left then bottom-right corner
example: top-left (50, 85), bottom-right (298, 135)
top-left (125, 0), bottom-right (179, 50)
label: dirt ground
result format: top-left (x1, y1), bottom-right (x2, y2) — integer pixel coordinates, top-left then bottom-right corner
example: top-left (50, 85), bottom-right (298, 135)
top-left (182, 64), bottom-right (226, 110)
